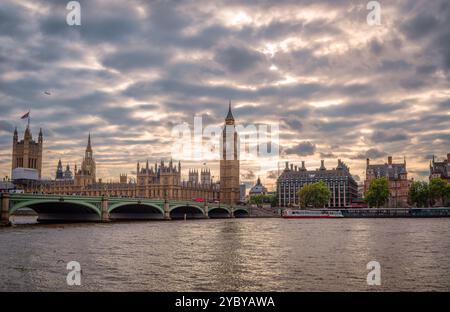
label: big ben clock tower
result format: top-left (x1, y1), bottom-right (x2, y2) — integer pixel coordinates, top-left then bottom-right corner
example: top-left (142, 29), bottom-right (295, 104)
top-left (220, 101), bottom-right (240, 204)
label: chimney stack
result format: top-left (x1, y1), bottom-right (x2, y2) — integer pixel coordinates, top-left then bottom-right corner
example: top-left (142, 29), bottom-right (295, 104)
top-left (366, 158), bottom-right (370, 167)
top-left (320, 160), bottom-right (325, 170)
top-left (388, 156), bottom-right (392, 165)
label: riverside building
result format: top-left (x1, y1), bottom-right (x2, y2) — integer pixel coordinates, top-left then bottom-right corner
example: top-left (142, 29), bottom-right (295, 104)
top-left (277, 159), bottom-right (358, 208)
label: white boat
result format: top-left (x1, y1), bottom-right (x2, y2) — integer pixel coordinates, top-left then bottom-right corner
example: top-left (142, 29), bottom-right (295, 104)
top-left (282, 209), bottom-right (344, 219)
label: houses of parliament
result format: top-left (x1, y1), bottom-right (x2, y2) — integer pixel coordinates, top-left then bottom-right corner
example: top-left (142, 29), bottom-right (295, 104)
top-left (11, 104), bottom-right (241, 204)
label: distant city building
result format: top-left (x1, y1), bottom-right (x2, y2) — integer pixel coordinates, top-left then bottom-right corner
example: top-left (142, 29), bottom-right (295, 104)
top-left (364, 156), bottom-right (411, 208)
top-left (188, 169), bottom-right (199, 184)
top-left (55, 160), bottom-right (73, 181)
top-left (357, 182), bottom-right (365, 199)
top-left (200, 168), bottom-right (211, 186)
top-left (12, 126), bottom-right (43, 179)
top-left (429, 154), bottom-right (450, 183)
top-left (239, 183), bottom-right (246, 203)
top-left (249, 177), bottom-right (268, 197)
top-left (119, 174), bottom-right (127, 184)
top-left (277, 159), bottom-right (357, 208)
top-left (74, 133), bottom-right (96, 187)
top-left (56, 159), bottom-right (63, 180)
top-left (64, 164), bottom-right (73, 180)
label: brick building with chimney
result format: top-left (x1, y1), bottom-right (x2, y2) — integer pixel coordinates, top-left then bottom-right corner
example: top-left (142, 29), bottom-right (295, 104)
top-left (364, 156), bottom-right (412, 208)
top-left (429, 154), bottom-right (450, 183)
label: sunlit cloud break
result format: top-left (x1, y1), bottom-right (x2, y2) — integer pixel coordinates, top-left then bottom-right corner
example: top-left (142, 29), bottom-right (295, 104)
top-left (0, 0), bottom-right (449, 189)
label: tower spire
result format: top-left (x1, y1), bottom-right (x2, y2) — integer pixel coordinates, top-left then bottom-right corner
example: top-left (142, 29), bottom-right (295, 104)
top-left (87, 133), bottom-right (92, 150)
top-left (225, 100), bottom-right (234, 122)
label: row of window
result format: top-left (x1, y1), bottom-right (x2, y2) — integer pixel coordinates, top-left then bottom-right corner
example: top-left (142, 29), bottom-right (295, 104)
top-left (15, 158), bottom-right (39, 169)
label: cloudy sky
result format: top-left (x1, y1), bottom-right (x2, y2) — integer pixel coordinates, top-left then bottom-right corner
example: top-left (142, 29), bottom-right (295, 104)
top-left (0, 0), bottom-right (449, 189)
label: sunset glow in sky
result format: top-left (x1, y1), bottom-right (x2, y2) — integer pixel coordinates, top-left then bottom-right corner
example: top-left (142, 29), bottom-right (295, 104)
top-left (0, 0), bottom-right (449, 189)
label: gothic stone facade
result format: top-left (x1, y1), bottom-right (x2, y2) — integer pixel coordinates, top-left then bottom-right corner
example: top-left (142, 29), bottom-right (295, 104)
top-left (12, 126), bottom-right (43, 178)
top-left (136, 160), bottom-right (219, 201)
top-left (22, 135), bottom-right (219, 201)
top-left (219, 102), bottom-right (240, 204)
top-left (18, 103), bottom-right (239, 203)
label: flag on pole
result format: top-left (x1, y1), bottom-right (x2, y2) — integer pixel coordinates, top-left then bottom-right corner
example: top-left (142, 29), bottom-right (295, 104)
top-left (21, 112), bottom-right (30, 119)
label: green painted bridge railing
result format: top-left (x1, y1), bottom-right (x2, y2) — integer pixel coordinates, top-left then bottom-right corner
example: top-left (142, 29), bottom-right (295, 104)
top-left (0, 193), bottom-right (249, 224)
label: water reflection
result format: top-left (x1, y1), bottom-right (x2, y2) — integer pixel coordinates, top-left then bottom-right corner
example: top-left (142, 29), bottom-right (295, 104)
top-left (1, 218), bottom-right (450, 291)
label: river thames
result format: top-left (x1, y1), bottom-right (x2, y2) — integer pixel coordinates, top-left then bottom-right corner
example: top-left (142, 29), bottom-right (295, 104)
top-left (1, 217), bottom-right (450, 291)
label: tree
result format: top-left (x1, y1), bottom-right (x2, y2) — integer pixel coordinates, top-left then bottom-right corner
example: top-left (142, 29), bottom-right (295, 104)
top-left (267, 194), bottom-right (277, 207)
top-left (429, 178), bottom-right (448, 206)
top-left (297, 181), bottom-right (331, 208)
top-left (446, 184), bottom-right (450, 207)
top-left (365, 177), bottom-right (389, 208)
top-left (408, 181), bottom-right (429, 207)
top-left (249, 194), bottom-right (277, 207)
top-left (249, 195), bottom-right (264, 206)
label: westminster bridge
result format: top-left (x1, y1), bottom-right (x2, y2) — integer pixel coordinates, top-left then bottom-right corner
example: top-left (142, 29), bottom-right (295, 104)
top-left (0, 193), bottom-right (250, 224)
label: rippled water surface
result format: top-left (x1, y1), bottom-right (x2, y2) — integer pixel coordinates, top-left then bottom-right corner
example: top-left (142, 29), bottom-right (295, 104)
top-left (1, 217), bottom-right (450, 291)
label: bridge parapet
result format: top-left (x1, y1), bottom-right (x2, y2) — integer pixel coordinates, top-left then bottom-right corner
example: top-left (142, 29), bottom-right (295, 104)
top-left (5, 194), bottom-right (250, 221)
top-left (1, 193), bottom-right (11, 226)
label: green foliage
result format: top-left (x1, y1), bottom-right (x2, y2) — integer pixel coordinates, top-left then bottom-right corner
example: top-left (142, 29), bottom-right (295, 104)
top-left (365, 177), bottom-right (389, 208)
top-left (446, 185), bottom-right (450, 206)
top-left (268, 194), bottom-right (277, 207)
top-left (249, 194), bottom-right (277, 207)
top-left (408, 181), bottom-right (429, 207)
top-left (297, 181), bottom-right (331, 208)
top-left (429, 178), bottom-right (449, 206)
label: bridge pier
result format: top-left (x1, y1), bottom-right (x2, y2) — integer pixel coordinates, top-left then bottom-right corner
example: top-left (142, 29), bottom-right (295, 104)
top-left (204, 203), bottom-right (209, 218)
top-left (0, 193), bottom-right (11, 226)
top-left (229, 206), bottom-right (235, 218)
top-left (163, 200), bottom-right (171, 220)
top-left (101, 196), bottom-right (110, 222)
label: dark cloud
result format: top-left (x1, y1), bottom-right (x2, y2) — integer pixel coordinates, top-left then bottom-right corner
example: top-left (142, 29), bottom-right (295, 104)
top-left (241, 169), bottom-right (255, 181)
top-left (401, 14), bottom-right (439, 40)
top-left (0, 120), bottom-right (14, 133)
top-left (351, 148), bottom-right (387, 160)
top-left (317, 101), bottom-right (407, 117)
top-left (215, 45), bottom-right (266, 73)
top-left (266, 170), bottom-right (278, 179)
top-left (282, 117), bottom-right (303, 131)
top-left (369, 131), bottom-right (409, 144)
top-left (102, 49), bottom-right (169, 72)
top-left (285, 141), bottom-right (316, 156)
top-left (319, 152), bottom-right (336, 159)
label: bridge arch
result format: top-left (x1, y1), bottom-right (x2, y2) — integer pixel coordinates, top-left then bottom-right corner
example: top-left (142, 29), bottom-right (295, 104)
top-left (170, 204), bottom-right (205, 219)
top-left (10, 199), bottom-right (101, 222)
top-left (208, 207), bottom-right (231, 218)
top-left (108, 202), bottom-right (164, 220)
top-left (234, 208), bottom-right (250, 218)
